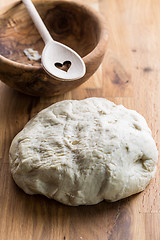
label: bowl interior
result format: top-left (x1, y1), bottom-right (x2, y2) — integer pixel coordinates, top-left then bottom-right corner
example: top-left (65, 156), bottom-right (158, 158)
top-left (0, 1), bottom-right (101, 67)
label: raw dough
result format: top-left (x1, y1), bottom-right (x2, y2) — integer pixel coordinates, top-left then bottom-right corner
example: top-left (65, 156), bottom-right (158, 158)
top-left (9, 98), bottom-right (158, 206)
top-left (23, 48), bottom-right (41, 61)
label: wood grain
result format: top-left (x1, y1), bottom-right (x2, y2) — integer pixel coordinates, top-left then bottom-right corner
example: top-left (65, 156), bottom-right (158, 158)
top-left (0, 0), bottom-right (160, 239)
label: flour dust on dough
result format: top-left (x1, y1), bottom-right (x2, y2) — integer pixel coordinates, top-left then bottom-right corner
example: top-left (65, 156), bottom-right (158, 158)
top-left (9, 98), bottom-right (158, 206)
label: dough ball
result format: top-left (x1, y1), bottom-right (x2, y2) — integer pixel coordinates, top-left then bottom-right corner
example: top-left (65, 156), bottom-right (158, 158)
top-left (9, 98), bottom-right (158, 206)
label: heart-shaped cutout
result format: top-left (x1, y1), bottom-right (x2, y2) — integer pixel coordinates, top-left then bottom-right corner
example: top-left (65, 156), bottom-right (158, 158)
top-left (55, 61), bottom-right (71, 72)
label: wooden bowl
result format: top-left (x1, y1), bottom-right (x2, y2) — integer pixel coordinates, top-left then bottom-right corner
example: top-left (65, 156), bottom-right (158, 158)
top-left (0, 0), bottom-right (108, 96)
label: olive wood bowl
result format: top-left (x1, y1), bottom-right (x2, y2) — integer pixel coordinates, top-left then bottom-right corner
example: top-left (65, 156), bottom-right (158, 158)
top-left (0, 0), bottom-right (108, 96)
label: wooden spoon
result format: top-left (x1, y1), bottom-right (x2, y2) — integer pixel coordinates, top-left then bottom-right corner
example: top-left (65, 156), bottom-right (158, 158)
top-left (22, 0), bottom-right (86, 80)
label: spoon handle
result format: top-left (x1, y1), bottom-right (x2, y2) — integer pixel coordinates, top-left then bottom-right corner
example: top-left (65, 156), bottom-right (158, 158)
top-left (22, 0), bottom-right (53, 44)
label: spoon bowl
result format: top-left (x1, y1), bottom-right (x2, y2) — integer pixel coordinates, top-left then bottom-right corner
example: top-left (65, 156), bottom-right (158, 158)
top-left (42, 41), bottom-right (86, 80)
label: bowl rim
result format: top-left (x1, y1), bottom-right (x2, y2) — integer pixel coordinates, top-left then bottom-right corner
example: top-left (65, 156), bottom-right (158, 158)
top-left (0, 0), bottom-right (108, 78)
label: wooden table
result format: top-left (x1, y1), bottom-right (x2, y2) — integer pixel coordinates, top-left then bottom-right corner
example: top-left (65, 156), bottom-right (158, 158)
top-left (0, 0), bottom-right (160, 239)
